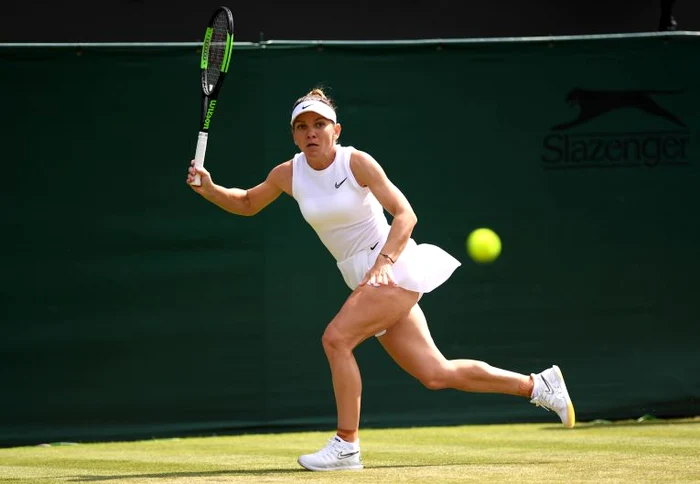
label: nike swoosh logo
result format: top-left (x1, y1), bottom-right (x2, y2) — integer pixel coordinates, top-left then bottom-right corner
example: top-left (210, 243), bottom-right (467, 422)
top-left (301, 103), bottom-right (312, 109)
top-left (540, 375), bottom-right (554, 394)
top-left (335, 177), bottom-right (348, 189)
top-left (338, 451), bottom-right (359, 459)
top-left (370, 242), bottom-right (379, 250)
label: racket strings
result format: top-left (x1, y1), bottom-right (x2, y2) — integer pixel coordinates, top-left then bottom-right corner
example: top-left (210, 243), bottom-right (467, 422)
top-left (206, 13), bottom-right (229, 89)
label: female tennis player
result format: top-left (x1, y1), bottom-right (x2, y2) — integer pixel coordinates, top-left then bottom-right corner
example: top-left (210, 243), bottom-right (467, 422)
top-left (187, 88), bottom-right (575, 471)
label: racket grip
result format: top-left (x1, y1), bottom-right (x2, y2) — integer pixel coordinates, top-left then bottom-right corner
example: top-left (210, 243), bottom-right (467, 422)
top-left (192, 131), bottom-right (209, 186)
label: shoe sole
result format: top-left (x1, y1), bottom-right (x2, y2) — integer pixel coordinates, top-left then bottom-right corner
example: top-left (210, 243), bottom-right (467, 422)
top-left (297, 458), bottom-right (363, 472)
top-left (552, 365), bottom-right (576, 428)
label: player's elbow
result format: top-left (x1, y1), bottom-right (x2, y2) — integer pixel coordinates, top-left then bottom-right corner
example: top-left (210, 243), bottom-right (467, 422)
top-left (240, 191), bottom-right (260, 216)
top-left (402, 210), bottom-right (418, 229)
top-left (394, 211), bottom-right (417, 232)
top-left (224, 195), bottom-right (257, 216)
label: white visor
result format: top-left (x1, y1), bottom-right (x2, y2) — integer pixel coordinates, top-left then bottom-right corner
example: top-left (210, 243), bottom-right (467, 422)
top-left (290, 100), bottom-right (337, 125)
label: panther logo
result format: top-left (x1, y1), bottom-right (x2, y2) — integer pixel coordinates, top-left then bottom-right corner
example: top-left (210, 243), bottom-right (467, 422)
top-left (552, 88), bottom-right (686, 131)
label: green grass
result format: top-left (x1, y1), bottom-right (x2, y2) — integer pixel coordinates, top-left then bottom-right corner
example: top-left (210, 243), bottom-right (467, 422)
top-left (0, 418), bottom-right (698, 483)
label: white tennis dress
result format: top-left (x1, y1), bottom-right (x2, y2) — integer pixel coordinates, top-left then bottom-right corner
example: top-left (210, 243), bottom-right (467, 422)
top-left (292, 145), bottom-right (460, 293)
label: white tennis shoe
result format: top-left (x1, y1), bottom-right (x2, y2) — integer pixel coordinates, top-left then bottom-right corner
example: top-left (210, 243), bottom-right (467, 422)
top-left (298, 435), bottom-right (363, 471)
top-left (530, 365), bottom-right (576, 428)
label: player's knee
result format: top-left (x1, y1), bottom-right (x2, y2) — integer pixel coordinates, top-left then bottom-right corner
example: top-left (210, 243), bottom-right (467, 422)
top-left (417, 368), bottom-right (450, 390)
top-left (321, 326), bottom-right (352, 356)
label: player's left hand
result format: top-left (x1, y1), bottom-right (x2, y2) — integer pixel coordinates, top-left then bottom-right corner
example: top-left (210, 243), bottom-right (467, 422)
top-left (360, 257), bottom-right (398, 287)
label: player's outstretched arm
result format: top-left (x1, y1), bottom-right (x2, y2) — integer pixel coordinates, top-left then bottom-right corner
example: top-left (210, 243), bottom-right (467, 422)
top-left (187, 160), bottom-right (290, 216)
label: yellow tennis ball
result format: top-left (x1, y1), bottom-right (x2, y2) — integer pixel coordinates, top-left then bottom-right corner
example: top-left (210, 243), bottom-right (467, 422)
top-left (466, 228), bottom-right (502, 264)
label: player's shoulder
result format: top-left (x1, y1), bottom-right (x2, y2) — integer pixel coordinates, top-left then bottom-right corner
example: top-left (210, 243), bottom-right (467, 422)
top-left (349, 147), bottom-right (379, 168)
top-left (269, 159), bottom-right (292, 178)
top-left (276, 159), bottom-right (293, 169)
top-left (349, 148), bottom-right (383, 178)
top-left (267, 160), bottom-right (293, 195)
top-left (348, 148), bottom-right (384, 187)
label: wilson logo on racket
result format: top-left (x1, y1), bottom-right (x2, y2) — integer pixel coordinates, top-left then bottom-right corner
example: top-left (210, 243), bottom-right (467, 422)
top-left (203, 100), bottom-right (217, 130)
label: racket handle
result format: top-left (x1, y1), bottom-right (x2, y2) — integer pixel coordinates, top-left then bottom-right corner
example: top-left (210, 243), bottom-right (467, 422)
top-left (192, 131), bottom-right (209, 186)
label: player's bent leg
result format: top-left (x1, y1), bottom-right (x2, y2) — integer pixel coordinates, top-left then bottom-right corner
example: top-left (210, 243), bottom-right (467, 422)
top-left (378, 305), bottom-right (576, 427)
top-left (376, 304), bottom-right (453, 390)
top-left (378, 304), bottom-right (530, 395)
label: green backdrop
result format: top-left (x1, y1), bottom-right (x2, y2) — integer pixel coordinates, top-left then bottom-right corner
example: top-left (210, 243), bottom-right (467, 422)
top-left (1, 33), bottom-right (698, 447)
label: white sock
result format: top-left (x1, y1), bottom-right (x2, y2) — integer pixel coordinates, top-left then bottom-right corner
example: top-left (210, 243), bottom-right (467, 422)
top-left (530, 373), bottom-right (542, 398)
top-left (335, 435), bottom-right (360, 449)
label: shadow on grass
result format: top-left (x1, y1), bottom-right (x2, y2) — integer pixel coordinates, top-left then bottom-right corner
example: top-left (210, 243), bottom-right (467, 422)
top-left (69, 470), bottom-right (305, 481)
top-left (541, 417), bottom-right (700, 431)
top-left (69, 462), bottom-right (556, 481)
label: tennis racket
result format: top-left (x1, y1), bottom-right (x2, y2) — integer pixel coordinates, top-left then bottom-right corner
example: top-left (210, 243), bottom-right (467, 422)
top-left (191, 6), bottom-right (234, 186)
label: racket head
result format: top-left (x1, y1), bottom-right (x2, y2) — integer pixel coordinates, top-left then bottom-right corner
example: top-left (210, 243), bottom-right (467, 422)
top-left (200, 6), bottom-right (234, 97)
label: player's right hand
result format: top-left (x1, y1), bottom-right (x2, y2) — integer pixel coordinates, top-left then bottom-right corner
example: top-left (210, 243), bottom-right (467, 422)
top-left (187, 160), bottom-right (213, 192)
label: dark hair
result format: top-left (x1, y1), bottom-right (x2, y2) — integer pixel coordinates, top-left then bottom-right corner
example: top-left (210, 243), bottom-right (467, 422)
top-left (292, 87), bottom-right (337, 111)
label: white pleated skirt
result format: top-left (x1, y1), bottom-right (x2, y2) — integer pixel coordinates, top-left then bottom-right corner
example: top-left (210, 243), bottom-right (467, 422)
top-left (336, 238), bottom-right (461, 293)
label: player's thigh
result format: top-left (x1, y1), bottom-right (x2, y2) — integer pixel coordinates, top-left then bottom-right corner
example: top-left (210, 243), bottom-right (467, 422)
top-left (377, 304), bottom-right (448, 380)
top-left (325, 284), bottom-right (420, 349)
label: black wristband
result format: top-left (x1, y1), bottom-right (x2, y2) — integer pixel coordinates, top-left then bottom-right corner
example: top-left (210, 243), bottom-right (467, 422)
top-left (380, 253), bottom-right (395, 264)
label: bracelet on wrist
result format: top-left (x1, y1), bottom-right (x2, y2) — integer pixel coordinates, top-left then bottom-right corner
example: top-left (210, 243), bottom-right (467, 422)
top-left (380, 253), bottom-right (395, 264)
